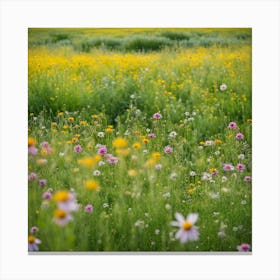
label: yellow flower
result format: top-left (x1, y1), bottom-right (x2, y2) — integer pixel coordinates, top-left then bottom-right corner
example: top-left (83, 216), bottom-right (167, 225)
top-left (66, 140), bottom-right (72, 145)
top-left (37, 158), bottom-right (47, 165)
top-left (199, 141), bottom-right (205, 145)
top-left (187, 189), bottom-right (194, 194)
top-left (189, 183), bottom-right (195, 188)
top-left (58, 112), bottom-right (64, 117)
top-left (214, 139), bottom-right (222, 145)
top-left (28, 137), bottom-right (36, 147)
top-left (142, 138), bottom-right (149, 144)
top-left (54, 191), bottom-right (70, 202)
top-left (116, 148), bottom-right (130, 156)
top-left (85, 180), bottom-right (100, 191)
top-left (113, 137), bottom-right (128, 148)
top-left (68, 117), bottom-right (74, 122)
top-left (51, 122), bottom-right (57, 127)
top-left (54, 208), bottom-right (67, 219)
top-left (152, 152), bottom-right (161, 161)
top-left (128, 169), bottom-right (137, 177)
top-left (105, 127), bottom-right (114, 133)
top-left (78, 155), bottom-right (101, 168)
top-left (132, 142), bottom-right (141, 149)
top-left (144, 158), bottom-right (156, 167)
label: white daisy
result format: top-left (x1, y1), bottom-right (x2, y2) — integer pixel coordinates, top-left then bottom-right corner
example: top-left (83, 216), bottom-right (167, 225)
top-left (171, 212), bottom-right (199, 243)
top-left (219, 83), bottom-right (227, 91)
top-left (28, 236), bottom-right (41, 251)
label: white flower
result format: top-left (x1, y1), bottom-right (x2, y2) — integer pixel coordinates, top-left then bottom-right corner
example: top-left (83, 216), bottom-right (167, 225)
top-left (221, 176), bottom-right (228, 182)
top-left (97, 132), bottom-right (105, 138)
top-left (205, 140), bottom-right (214, 146)
top-left (169, 131), bottom-right (177, 138)
top-left (190, 171), bottom-right (196, 176)
top-left (155, 164), bottom-right (162, 170)
top-left (192, 111), bottom-right (197, 116)
top-left (163, 192), bottom-right (171, 199)
top-left (220, 83), bottom-right (227, 91)
top-left (124, 130), bottom-right (130, 136)
top-left (28, 236), bottom-right (42, 251)
top-left (170, 213), bottom-right (199, 244)
top-left (170, 172), bottom-right (178, 180)
top-left (134, 220), bottom-right (144, 228)
top-left (53, 209), bottom-right (73, 227)
top-left (103, 203), bottom-right (109, 208)
top-left (93, 170), bottom-right (101, 176)
top-left (155, 229), bottom-right (160, 235)
top-left (215, 150), bottom-right (221, 156)
top-left (218, 231), bottom-right (226, 238)
top-left (238, 154), bottom-right (245, 160)
top-left (198, 146), bottom-right (203, 150)
top-left (59, 152), bottom-right (65, 157)
top-left (98, 160), bottom-right (105, 166)
top-left (201, 172), bottom-right (212, 181)
top-left (185, 112), bottom-right (190, 116)
top-left (165, 203), bottom-right (171, 210)
top-left (187, 117), bottom-right (194, 122)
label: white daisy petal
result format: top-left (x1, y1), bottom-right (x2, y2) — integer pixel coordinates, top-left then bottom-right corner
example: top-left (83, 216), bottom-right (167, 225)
top-left (188, 227), bottom-right (199, 241)
top-left (186, 213), bottom-right (198, 224)
top-left (175, 212), bottom-right (185, 224)
top-left (180, 231), bottom-right (189, 243)
top-left (170, 221), bottom-right (180, 227)
top-left (175, 229), bottom-right (184, 239)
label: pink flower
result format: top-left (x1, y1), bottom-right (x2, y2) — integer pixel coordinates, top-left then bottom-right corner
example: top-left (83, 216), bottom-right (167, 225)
top-left (74, 144), bottom-right (82, 153)
top-left (98, 145), bottom-right (107, 155)
top-left (244, 176), bottom-right (251, 182)
top-left (237, 243), bottom-right (250, 252)
top-left (236, 133), bottom-right (244, 140)
top-left (223, 164), bottom-right (234, 171)
top-left (84, 204), bottom-right (94, 213)
top-left (107, 155), bottom-right (118, 165)
top-left (153, 112), bottom-right (162, 119)
top-left (28, 146), bottom-right (38, 156)
top-left (28, 172), bottom-right (38, 181)
top-left (148, 133), bottom-right (156, 138)
top-left (171, 213), bottom-right (199, 244)
top-left (40, 141), bottom-right (50, 148)
top-left (30, 226), bottom-right (39, 234)
top-left (164, 145), bottom-right (173, 154)
top-left (42, 191), bottom-right (52, 200)
top-left (236, 163), bottom-right (245, 171)
top-left (58, 193), bottom-right (79, 212)
top-left (39, 179), bottom-right (47, 186)
top-left (228, 122), bottom-right (239, 129)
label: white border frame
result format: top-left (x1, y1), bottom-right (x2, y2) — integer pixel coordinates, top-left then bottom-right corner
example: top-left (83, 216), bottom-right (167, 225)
top-left (1, 0), bottom-right (280, 279)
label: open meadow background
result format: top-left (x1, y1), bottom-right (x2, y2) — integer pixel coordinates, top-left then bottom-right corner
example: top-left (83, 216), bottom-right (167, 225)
top-left (28, 28), bottom-right (252, 252)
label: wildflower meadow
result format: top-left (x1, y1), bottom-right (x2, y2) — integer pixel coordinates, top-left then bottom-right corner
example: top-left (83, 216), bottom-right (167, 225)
top-left (28, 28), bottom-right (252, 252)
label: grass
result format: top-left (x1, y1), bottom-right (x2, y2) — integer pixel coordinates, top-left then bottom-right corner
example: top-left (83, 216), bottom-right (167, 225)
top-left (28, 28), bottom-right (252, 252)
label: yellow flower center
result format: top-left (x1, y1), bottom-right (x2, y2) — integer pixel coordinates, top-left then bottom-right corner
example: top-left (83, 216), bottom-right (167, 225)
top-left (28, 137), bottom-right (36, 147)
top-left (54, 191), bottom-right (70, 202)
top-left (182, 221), bottom-right (193, 231)
top-left (54, 209), bottom-right (67, 219)
top-left (28, 235), bottom-right (35, 244)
